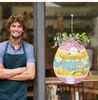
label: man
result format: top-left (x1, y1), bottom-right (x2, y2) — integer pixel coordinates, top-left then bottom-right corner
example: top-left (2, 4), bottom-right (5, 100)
top-left (0, 15), bottom-right (36, 100)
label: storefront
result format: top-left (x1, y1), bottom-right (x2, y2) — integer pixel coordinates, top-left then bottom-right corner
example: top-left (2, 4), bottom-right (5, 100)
top-left (33, 2), bottom-right (98, 100)
top-left (0, 2), bottom-right (98, 100)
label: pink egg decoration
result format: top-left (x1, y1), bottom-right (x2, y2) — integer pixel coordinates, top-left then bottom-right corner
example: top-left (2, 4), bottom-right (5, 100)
top-left (53, 41), bottom-right (90, 84)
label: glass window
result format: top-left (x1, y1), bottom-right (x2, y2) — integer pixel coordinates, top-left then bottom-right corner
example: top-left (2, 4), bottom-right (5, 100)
top-left (45, 2), bottom-right (98, 100)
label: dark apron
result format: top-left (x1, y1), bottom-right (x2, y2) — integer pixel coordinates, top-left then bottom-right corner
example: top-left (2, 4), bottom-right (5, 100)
top-left (0, 41), bottom-right (28, 100)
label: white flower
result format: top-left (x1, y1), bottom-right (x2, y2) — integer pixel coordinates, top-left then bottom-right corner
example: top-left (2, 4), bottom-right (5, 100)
top-left (54, 37), bottom-right (56, 40)
top-left (66, 75), bottom-right (75, 84)
top-left (57, 37), bottom-right (59, 40)
top-left (69, 47), bottom-right (78, 55)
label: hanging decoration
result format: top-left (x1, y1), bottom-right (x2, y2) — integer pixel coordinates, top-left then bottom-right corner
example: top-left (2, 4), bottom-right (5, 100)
top-left (53, 14), bottom-right (91, 84)
top-left (57, 17), bottom-right (63, 31)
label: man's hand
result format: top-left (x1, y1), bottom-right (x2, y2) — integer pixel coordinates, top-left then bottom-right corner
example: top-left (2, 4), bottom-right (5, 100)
top-left (0, 64), bottom-right (4, 69)
top-left (8, 62), bottom-right (36, 81)
top-left (0, 64), bottom-right (27, 79)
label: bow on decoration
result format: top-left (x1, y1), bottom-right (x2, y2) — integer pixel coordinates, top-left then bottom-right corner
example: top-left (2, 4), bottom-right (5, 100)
top-left (52, 32), bottom-right (91, 48)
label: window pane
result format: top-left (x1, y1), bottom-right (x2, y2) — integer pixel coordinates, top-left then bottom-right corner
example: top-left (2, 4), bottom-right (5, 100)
top-left (45, 2), bottom-right (98, 100)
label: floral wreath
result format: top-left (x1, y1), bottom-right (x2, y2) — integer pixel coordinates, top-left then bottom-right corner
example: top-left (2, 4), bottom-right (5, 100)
top-left (52, 32), bottom-right (91, 48)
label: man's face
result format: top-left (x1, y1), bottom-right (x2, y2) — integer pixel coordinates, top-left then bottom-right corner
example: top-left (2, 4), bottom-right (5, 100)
top-left (9, 22), bottom-right (23, 39)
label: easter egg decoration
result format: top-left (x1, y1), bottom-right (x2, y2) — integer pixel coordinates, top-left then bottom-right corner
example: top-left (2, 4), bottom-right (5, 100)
top-left (52, 14), bottom-right (91, 84)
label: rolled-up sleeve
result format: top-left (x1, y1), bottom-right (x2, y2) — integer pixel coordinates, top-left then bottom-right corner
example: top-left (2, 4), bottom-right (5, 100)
top-left (0, 45), bottom-right (4, 64)
top-left (26, 45), bottom-right (36, 63)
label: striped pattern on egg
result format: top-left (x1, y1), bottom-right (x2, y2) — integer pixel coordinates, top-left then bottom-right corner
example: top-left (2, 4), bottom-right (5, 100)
top-left (53, 42), bottom-right (90, 84)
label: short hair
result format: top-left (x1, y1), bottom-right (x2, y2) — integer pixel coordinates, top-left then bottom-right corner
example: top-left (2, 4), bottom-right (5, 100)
top-left (6, 15), bottom-right (27, 32)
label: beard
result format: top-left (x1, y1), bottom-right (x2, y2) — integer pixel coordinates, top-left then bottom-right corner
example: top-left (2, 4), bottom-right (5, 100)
top-left (10, 34), bottom-right (22, 40)
top-left (10, 31), bottom-right (23, 40)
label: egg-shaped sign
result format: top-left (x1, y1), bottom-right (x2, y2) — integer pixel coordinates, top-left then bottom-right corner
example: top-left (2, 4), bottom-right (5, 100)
top-left (53, 41), bottom-right (90, 84)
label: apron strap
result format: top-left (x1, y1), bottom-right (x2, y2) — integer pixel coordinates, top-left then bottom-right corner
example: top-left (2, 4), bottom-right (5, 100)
top-left (4, 41), bottom-right (9, 55)
top-left (22, 41), bottom-right (27, 61)
top-left (4, 41), bottom-right (27, 58)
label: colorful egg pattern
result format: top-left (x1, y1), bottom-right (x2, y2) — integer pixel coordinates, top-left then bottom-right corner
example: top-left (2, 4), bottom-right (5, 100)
top-left (53, 41), bottom-right (90, 84)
